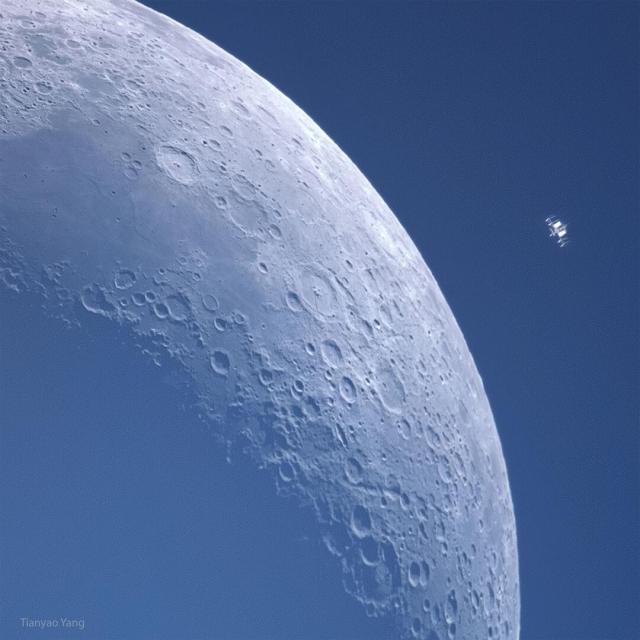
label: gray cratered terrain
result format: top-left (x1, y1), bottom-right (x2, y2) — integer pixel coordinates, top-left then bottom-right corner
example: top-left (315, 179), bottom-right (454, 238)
top-left (0, 1), bottom-right (519, 638)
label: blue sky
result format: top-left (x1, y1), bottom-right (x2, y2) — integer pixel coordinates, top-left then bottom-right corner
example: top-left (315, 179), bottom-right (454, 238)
top-left (138, 2), bottom-right (639, 638)
top-left (1, 2), bottom-right (637, 639)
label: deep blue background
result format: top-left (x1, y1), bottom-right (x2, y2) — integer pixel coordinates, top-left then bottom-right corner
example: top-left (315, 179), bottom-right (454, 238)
top-left (138, 1), bottom-right (640, 638)
top-left (1, 293), bottom-right (392, 640)
top-left (1, 2), bottom-right (637, 640)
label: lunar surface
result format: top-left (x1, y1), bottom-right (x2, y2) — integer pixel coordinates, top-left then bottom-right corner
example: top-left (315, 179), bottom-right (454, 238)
top-left (0, 1), bottom-right (519, 638)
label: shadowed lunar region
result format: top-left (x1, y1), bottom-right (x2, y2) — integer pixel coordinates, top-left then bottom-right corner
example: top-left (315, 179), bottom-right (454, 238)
top-left (0, 1), bottom-right (519, 639)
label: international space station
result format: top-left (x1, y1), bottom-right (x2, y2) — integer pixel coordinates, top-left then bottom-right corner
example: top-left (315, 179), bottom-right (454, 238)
top-left (546, 216), bottom-right (569, 247)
